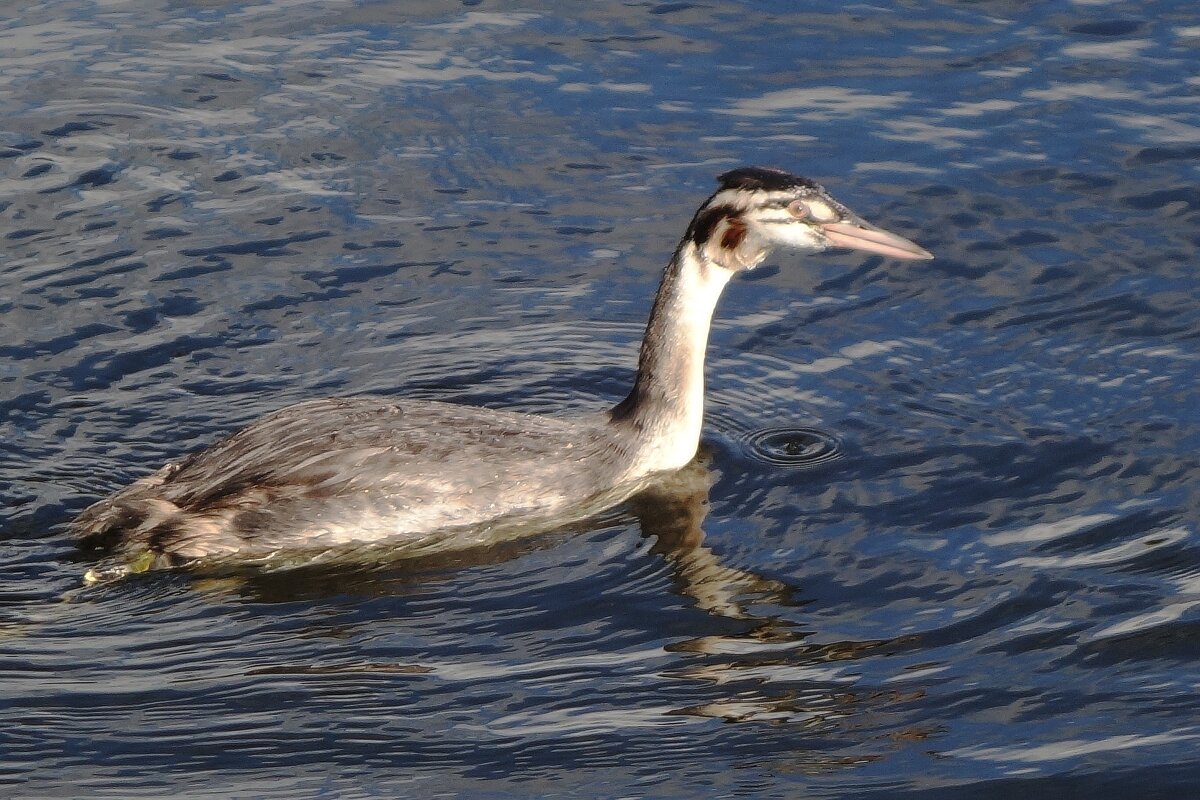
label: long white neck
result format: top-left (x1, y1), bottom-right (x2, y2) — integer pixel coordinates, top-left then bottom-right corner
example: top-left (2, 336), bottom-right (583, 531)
top-left (609, 242), bottom-right (734, 475)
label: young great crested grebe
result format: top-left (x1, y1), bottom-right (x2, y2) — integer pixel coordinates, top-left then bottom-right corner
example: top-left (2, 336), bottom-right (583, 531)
top-left (72, 167), bottom-right (931, 575)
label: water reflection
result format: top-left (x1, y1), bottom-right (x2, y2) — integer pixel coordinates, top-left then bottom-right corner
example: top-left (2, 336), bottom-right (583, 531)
top-left (210, 449), bottom-right (931, 764)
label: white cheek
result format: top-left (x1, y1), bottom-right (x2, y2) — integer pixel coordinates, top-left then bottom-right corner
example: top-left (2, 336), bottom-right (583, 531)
top-left (769, 223), bottom-right (826, 250)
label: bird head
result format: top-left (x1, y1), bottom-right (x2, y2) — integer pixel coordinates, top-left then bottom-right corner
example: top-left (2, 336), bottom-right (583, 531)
top-left (686, 166), bottom-right (933, 271)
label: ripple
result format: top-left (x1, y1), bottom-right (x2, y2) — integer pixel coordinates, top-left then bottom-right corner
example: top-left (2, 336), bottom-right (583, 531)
top-left (738, 426), bottom-right (844, 468)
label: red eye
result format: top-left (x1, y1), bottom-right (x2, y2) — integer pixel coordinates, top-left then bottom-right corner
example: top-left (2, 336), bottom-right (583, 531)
top-left (787, 199), bottom-right (809, 219)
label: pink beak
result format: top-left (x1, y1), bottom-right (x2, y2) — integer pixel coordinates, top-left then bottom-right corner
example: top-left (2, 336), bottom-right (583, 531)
top-left (821, 220), bottom-right (933, 260)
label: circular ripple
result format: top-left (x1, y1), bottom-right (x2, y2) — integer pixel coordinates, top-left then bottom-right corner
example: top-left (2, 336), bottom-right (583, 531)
top-left (741, 427), bottom-right (843, 468)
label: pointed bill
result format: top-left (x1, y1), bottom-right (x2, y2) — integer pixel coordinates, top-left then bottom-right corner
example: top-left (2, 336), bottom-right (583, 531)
top-left (821, 221), bottom-right (933, 260)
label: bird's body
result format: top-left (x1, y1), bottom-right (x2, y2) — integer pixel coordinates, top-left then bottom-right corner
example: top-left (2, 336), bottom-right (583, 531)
top-left (72, 167), bottom-right (931, 572)
top-left (76, 398), bottom-right (628, 561)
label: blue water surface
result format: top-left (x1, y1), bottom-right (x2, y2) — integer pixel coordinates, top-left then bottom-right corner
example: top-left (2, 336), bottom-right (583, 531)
top-left (2, 1), bottom-right (1200, 797)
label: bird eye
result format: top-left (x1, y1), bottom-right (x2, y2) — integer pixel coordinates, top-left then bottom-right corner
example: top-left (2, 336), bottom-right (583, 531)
top-left (787, 200), bottom-right (809, 219)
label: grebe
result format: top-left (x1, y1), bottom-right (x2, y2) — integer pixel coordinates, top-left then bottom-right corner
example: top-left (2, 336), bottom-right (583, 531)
top-left (72, 167), bottom-right (931, 573)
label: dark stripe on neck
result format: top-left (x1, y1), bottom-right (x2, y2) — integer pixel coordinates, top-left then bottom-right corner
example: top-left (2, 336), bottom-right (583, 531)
top-left (609, 252), bottom-right (685, 426)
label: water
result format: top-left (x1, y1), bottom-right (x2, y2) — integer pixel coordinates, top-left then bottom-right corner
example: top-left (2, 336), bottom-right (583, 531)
top-left (3, 0), bottom-right (1199, 796)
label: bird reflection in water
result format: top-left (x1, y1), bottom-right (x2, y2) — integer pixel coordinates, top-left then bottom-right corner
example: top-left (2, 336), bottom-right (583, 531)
top-left (227, 452), bottom-right (932, 767)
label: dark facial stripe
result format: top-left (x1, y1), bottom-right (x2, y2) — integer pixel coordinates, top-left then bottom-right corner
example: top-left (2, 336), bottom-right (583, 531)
top-left (687, 204), bottom-right (737, 245)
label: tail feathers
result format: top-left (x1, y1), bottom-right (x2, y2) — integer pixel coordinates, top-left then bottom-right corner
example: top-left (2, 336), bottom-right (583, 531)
top-left (72, 467), bottom-right (261, 563)
top-left (71, 493), bottom-right (182, 553)
top-left (71, 463), bottom-right (182, 549)
top-left (72, 493), bottom-right (184, 583)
